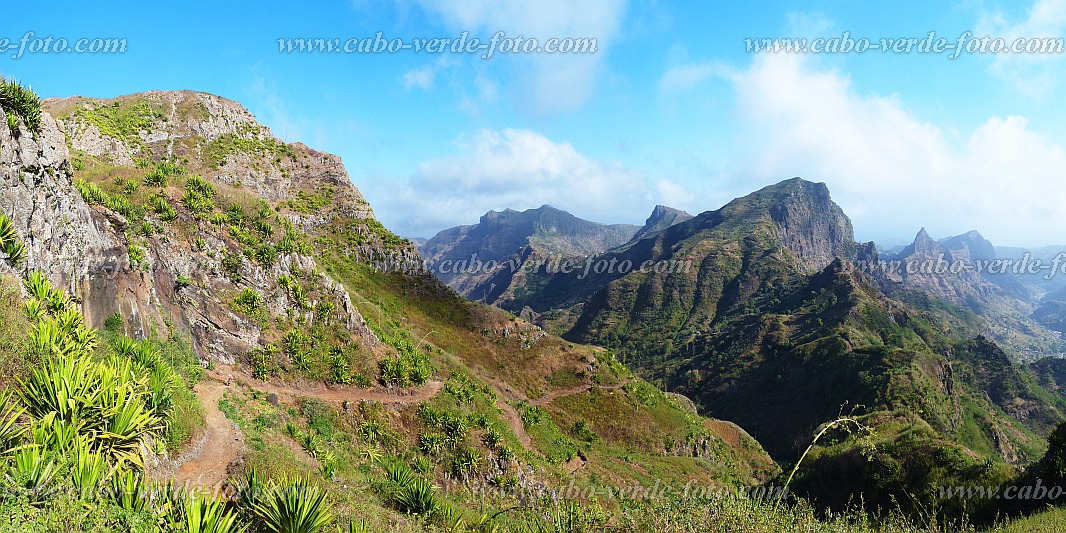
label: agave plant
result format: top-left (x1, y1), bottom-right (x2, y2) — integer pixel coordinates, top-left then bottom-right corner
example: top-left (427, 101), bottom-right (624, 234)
top-left (106, 469), bottom-right (150, 512)
top-left (111, 336), bottom-right (140, 359)
top-left (22, 298), bottom-right (45, 321)
top-left (3, 239), bottom-right (26, 267)
top-left (319, 452), bottom-right (337, 481)
top-left (71, 436), bottom-right (112, 500)
top-left (236, 466), bottom-right (266, 512)
top-left (0, 392), bottom-right (26, 457)
top-left (394, 478), bottom-right (438, 516)
top-left (21, 352), bottom-right (101, 423)
top-left (146, 365), bottom-right (178, 418)
top-left (252, 477), bottom-right (334, 533)
top-left (0, 214), bottom-right (17, 248)
top-left (341, 520), bottom-right (372, 533)
top-left (98, 380), bottom-right (163, 468)
top-left (21, 351), bottom-right (162, 467)
top-left (0, 77), bottom-right (41, 133)
top-left (155, 479), bottom-right (188, 526)
top-left (24, 270), bottom-right (52, 303)
top-left (45, 287), bottom-right (72, 315)
top-left (380, 456), bottom-right (414, 488)
top-left (54, 306), bottom-right (88, 336)
top-left (31, 412), bottom-right (84, 454)
top-left (181, 493), bottom-right (246, 533)
top-left (7, 446), bottom-right (56, 504)
top-left (449, 448), bottom-right (481, 481)
top-left (418, 432), bottom-right (447, 457)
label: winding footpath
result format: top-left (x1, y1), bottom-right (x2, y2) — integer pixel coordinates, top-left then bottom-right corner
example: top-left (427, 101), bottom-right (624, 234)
top-left (171, 366), bottom-right (444, 492)
top-left (172, 367), bottom-right (630, 490)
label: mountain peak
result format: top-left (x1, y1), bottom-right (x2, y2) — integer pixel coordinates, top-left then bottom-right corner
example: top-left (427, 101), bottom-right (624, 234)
top-left (760, 178), bottom-right (854, 271)
top-left (940, 230), bottom-right (996, 262)
top-left (897, 227), bottom-right (939, 257)
top-left (625, 205), bottom-right (694, 245)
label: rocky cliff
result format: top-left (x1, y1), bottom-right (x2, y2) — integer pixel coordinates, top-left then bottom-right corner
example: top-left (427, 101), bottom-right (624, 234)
top-left (767, 178), bottom-right (855, 272)
top-left (620, 204), bottom-right (693, 247)
top-left (880, 228), bottom-right (1063, 361)
top-left (0, 91), bottom-right (427, 363)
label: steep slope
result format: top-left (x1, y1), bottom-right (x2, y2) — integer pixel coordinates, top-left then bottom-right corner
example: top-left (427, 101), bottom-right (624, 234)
top-left (997, 244), bottom-right (1066, 297)
top-left (37, 91), bottom-right (411, 360)
top-left (446, 178), bottom-right (1066, 514)
top-left (496, 178), bottom-right (854, 322)
top-left (1033, 286), bottom-right (1066, 334)
top-left (621, 204), bottom-right (693, 247)
top-left (420, 204), bottom-right (639, 268)
top-left (0, 89), bottom-right (779, 528)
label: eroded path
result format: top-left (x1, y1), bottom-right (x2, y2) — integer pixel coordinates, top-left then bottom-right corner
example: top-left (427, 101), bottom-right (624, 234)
top-left (171, 366), bottom-right (444, 492)
top-left (529, 379), bottom-right (633, 407)
top-left (174, 379), bottom-right (242, 493)
top-left (493, 379), bottom-right (635, 453)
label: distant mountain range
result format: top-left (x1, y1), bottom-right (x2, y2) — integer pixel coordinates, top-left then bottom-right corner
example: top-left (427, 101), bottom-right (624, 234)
top-left (420, 204), bottom-right (690, 303)
top-left (422, 177), bottom-right (1066, 512)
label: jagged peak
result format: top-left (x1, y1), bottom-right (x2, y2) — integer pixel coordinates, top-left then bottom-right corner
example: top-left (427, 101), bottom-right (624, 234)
top-left (901, 227), bottom-right (939, 257)
top-left (646, 204), bottom-right (691, 222)
top-left (939, 230), bottom-right (997, 261)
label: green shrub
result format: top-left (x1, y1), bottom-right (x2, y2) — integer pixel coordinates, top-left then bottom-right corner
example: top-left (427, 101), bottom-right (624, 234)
top-left (73, 179), bottom-right (109, 205)
top-left (185, 175), bottom-right (216, 198)
top-left (175, 275), bottom-right (192, 290)
top-left (221, 250), bottom-right (243, 281)
top-left (394, 477), bottom-right (438, 516)
top-left (173, 493), bottom-right (245, 533)
top-left (0, 392), bottom-right (26, 457)
top-left (0, 77), bottom-right (41, 134)
top-left (252, 477), bottom-right (334, 533)
top-left (0, 214), bottom-right (26, 267)
top-left (106, 195), bottom-right (142, 219)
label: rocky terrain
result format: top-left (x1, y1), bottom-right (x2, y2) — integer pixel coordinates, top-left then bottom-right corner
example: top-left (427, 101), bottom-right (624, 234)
top-left (15, 91), bottom-right (433, 363)
top-left (1, 88), bottom-right (781, 531)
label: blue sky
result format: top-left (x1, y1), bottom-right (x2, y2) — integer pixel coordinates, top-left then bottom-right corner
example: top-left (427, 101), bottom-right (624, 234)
top-left (4, 1), bottom-right (1066, 246)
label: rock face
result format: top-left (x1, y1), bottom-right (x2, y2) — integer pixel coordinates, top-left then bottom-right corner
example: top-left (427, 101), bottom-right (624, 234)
top-left (0, 90), bottom-right (414, 364)
top-left (0, 107), bottom-right (166, 336)
top-left (47, 91), bottom-right (375, 223)
top-left (767, 179), bottom-right (855, 272)
top-left (622, 205), bottom-right (693, 247)
top-left (0, 111), bottom-right (120, 290)
top-left (939, 230), bottom-right (997, 262)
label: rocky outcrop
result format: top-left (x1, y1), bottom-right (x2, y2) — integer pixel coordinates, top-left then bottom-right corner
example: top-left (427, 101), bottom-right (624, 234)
top-left (47, 91), bottom-right (376, 222)
top-left (0, 111), bottom-right (117, 286)
top-left (622, 205), bottom-right (693, 247)
top-left (0, 106), bottom-right (165, 336)
top-left (0, 91), bottom-right (398, 364)
top-left (881, 229), bottom-right (1064, 361)
top-left (768, 179), bottom-right (855, 272)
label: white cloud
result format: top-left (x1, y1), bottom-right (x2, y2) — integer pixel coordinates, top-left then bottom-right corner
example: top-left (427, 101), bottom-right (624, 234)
top-left (457, 72), bottom-right (498, 115)
top-left (725, 53), bottom-right (1066, 246)
top-left (658, 61), bottom-right (731, 94)
top-left (402, 65), bottom-right (436, 90)
top-left (407, 0), bottom-right (628, 115)
top-left (976, 0), bottom-right (1066, 97)
top-left (372, 128), bottom-right (691, 237)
